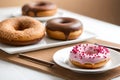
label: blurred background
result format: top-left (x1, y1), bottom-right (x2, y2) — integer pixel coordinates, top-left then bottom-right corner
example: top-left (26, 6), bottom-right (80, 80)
top-left (0, 0), bottom-right (119, 25)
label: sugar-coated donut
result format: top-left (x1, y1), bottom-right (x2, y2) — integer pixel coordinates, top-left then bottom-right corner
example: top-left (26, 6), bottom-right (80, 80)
top-left (0, 16), bottom-right (45, 46)
top-left (22, 1), bottom-right (57, 17)
top-left (46, 17), bottom-right (83, 40)
top-left (69, 44), bottom-right (110, 68)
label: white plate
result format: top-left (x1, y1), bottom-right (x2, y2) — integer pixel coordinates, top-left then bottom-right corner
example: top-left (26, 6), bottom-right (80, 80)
top-left (0, 31), bottom-right (95, 54)
top-left (11, 11), bottom-right (63, 21)
top-left (53, 47), bottom-right (120, 73)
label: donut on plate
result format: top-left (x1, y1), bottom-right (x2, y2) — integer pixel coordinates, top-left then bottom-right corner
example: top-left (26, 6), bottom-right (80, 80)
top-left (46, 17), bottom-right (83, 40)
top-left (22, 1), bottom-right (57, 17)
top-left (0, 16), bottom-right (45, 46)
top-left (69, 44), bottom-right (110, 68)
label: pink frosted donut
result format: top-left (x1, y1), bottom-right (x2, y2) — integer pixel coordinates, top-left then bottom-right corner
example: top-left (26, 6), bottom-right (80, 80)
top-left (69, 44), bottom-right (110, 68)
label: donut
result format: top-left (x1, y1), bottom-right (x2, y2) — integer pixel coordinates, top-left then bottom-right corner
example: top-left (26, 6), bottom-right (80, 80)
top-left (22, 1), bottom-right (57, 17)
top-left (69, 44), bottom-right (110, 68)
top-left (0, 16), bottom-right (45, 46)
top-left (46, 17), bottom-right (83, 40)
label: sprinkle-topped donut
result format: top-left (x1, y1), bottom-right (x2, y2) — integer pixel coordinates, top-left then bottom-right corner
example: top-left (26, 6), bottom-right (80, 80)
top-left (69, 44), bottom-right (110, 68)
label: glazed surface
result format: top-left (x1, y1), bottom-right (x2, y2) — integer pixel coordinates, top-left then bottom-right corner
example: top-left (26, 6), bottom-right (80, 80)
top-left (46, 17), bottom-right (83, 40)
top-left (22, 1), bottom-right (57, 17)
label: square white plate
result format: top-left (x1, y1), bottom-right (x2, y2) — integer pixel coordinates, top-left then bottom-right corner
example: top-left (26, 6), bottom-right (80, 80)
top-left (0, 31), bottom-right (96, 54)
top-left (53, 47), bottom-right (120, 73)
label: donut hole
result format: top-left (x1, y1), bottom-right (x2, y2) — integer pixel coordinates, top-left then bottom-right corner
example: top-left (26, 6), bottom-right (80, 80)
top-left (15, 24), bottom-right (30, 31)
top-left (60, 20), bottom-right (71, 24)
top-left (17, 26), bottom-right (29, 31)
top-left (37, 2), bottom-right (47, 6)
top-left (84, 47), bottom-right (99, 55)
top-left (85, 50), bottom-right (95, 55)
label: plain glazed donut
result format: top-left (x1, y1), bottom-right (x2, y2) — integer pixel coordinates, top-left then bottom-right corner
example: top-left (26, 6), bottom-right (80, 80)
top-left (69, 44), bottom-right (110, 69)
top-left (46, 17), bottom-right (83, 40)
top-left (22, 1), bottom-right (57, 17)
top-left (0, 16), bottom-right (45, 46)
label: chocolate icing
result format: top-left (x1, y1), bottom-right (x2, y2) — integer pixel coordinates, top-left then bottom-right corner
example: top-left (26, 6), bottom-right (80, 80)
top-left (22, 1), bottom-right (57, 16)
top-left (46, 17), bottom-right (83, 40)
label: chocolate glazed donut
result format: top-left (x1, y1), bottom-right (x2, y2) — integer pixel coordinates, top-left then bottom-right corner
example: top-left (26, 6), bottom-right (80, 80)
top-left (22, 1), bottom-right (57, 17)
top-left (46, 17), bottom-right (83, 40)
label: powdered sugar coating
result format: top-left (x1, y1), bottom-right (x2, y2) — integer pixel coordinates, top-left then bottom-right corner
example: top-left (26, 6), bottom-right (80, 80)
top-left (70, 44), bottom-right (110, 64)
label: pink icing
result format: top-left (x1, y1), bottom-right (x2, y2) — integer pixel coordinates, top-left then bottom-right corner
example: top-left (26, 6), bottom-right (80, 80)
top-left (69, 44), bottom-right (110, 64)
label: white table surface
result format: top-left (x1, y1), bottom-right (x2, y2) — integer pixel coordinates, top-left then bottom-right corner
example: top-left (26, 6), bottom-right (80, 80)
top-left (0, 7), bottom-right (120, 80)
